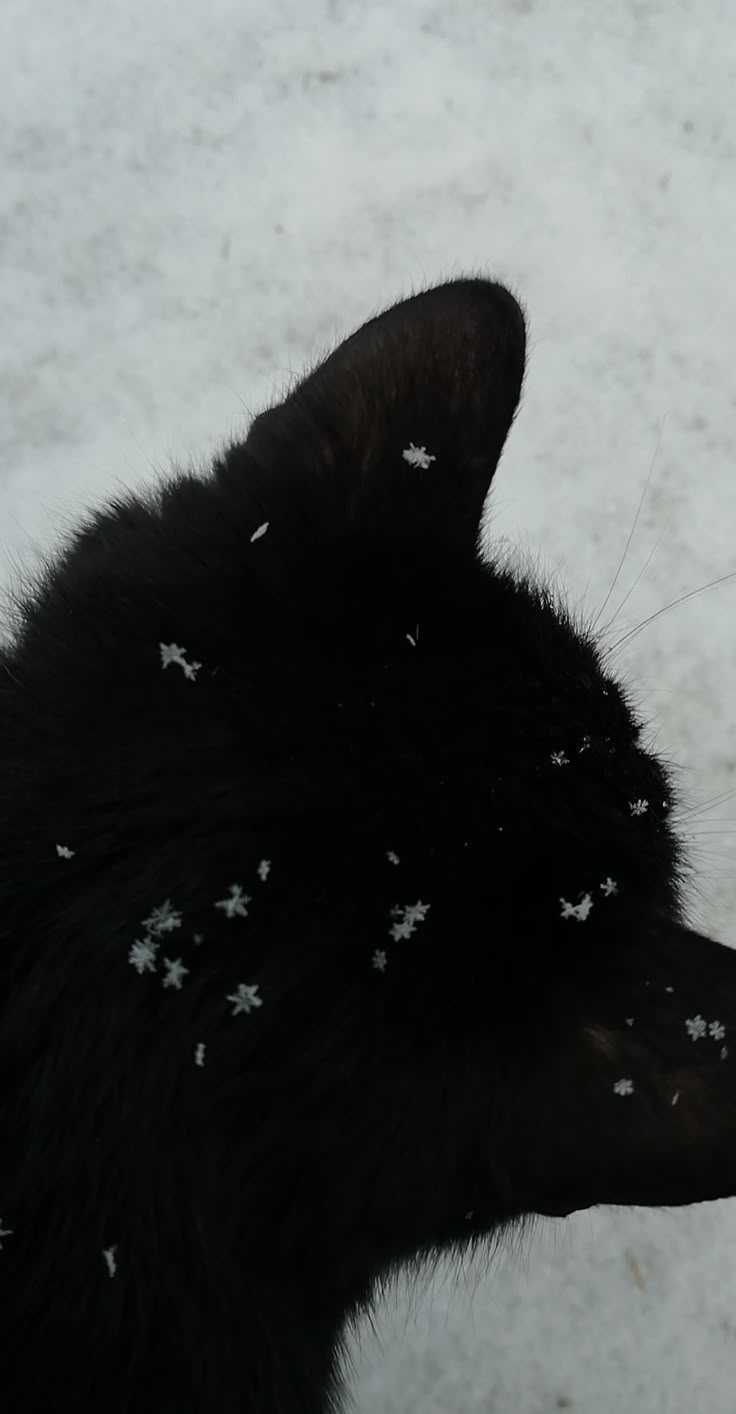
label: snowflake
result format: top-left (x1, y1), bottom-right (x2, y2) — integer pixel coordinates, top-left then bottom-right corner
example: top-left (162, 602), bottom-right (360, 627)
top-left (671, 1091), bottom-right (680, 1106)
top-left (257, 859), bottom-right (271, 883)
top-left (56, 843), bottom-right (75, 859)
top-left (629, 799), bottom-right (649, 817)
top-left (386, 850), bottom-right (400, 866)
top-left (613, 1078), bottom-right (634, 1096)
top-left (559, 893), bottom-right (594, 922)
top-left (389, 900), bottom-right (430, 941)
top-left (194, 1043), bottom-right (206, 1068)
top-left (721, 1045), bottom-right (729, 1061)
top-left (406, 625), bottom-right (419, 647)
top-left (250, 521), bottom-right (270, 543)
top-left (0, 1219), bottom-right (12, 1250)
top-left (600, 877), bottom-right (618, 897)
top-left (102, 1246), bottom-right (117, 1278)
top-left (162, 957), bottom-right (189, 990)
top-left (402, 443), bottom-right (436, 470)
top-left (709, 1020), bottom-right (726, 1041)
top-left (159, 642), bottom-right (202, 681)
top-left (665, 986), bottom-right (674, 993)
top-left (372, 949), bottom-right (388, 972)
top-left (142, 900), bottom-right (182, 936)
top-left (128, 936), bottom-right (159, 974)
top-left (193, 933), bottom-right (204, 945)
top-left (227, 982), bottom-right (262, 1016)
top-left (578, 735), bottom-right (591, 753)
top-left (685, 1014), bottom-right (707, 1041)
top-left (550, 751), bottom-right (569, 766)
top-left (625, 1017), bottom-right (634, 1027)
top-left (215, 885), bottom-right (252, 919)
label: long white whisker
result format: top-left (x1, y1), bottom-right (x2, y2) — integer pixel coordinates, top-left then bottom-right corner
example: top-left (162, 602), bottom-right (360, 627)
top-left (605, 569), bottom-right (736, 656)
top-left (593, 418), bottom-right (665, 631)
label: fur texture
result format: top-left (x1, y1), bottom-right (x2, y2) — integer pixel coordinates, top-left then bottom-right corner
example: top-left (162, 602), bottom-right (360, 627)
top-left (1, 278), bottom-right (735, 1412)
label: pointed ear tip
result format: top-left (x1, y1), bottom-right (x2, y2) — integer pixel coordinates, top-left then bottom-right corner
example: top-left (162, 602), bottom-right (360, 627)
top-left (425, 272), bottom-right (525, 321)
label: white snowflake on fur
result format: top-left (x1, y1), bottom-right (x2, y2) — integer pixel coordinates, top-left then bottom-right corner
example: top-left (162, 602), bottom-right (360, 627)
top-left (128, 936), bottom-right (159, 975)
top-left (195, 1043), bottom-right (206, 1068)
top-left (142, 900), bottom-right (182, 936)
top-left (402, 443), bottom-right (436, 470)
top-left (215, 885), bottom-right (252, 919)
top-left (227, 983), bottom-right (262, 1016)
top-left (709, 1020), bottom-right (726, 1041)
top-left (0, 1219), bottom-right (13, 1250)
top-left (550, 751), bottom-right (569, 767)
top-left (159, 642), bottom-right (202, 681)
top-left (56, 843), bottom-right (75, 859)
top-left (257, 859), bottom-right (271, 883)
top-left (685, 1014), bottom-right (707, 1041)
top-left (630, 799), bottom-right (649, 817)
top-left (389, 900), bottom-right (430, 941)
top-left (386, 850), bottom-right (400, 866)
top-left (613, 1078), bottom-right (634, 1096)
top-left (102, 1246), bottom-right (117, 1277)
top-left (600, 877), bottom-right (618, 897)
top-left (162, 957), bottom-right (189, 991)
top-left (250, 522), bottom-right (270, 543)
top-left (559, 893), bottom-right (594, 922)
top-left (372, 949), bottom-right (388, 972)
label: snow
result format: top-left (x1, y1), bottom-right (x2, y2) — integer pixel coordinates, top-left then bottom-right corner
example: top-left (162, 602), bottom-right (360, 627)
top-left (214, 884), bottom-right (251, 919)
top-left (3, 0), bottom-right (736, 1409)
top-left (142, 900), bottom-right (182, 936)
top-left (389, 900), bottom-right (430, 941)
top-left (226, 983), bottom-right (262, 1017)
top-left (160, 642), bottom-right (202, 681)
top-left (128, 936), bottom-right (159, 975)
top-left (102, 1246), bottom-right (117, 1278)
top-left (685, 1015), bottom-right (708, 1041)
top-left (559, 893), bottom-right (594, 922)
top-left (162, 957), bottom-right (189, 990)
top-left (402, 444), bottom-right (436, 470)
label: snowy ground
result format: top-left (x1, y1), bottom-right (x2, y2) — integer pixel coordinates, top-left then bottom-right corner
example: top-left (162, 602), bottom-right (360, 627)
top-left (3, 1), bottom-right (736, 1409)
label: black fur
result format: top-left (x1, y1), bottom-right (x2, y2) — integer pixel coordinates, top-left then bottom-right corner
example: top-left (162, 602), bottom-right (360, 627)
top-left (1, 278), bottom-right (735, 1411)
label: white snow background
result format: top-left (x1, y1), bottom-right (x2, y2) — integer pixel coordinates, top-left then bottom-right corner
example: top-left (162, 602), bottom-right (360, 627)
top-left (2, 1), bottom-right (736, 1409)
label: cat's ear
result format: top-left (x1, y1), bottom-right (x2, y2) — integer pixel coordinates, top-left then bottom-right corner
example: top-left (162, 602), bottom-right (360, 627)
top-left (237, 278), bottom-right (526, 561)
top-left (511, 925), bottom-right (736, 1218)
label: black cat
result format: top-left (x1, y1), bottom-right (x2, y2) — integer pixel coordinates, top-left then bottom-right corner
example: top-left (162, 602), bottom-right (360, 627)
top-left (1, 277), bottom-right (734, 1412)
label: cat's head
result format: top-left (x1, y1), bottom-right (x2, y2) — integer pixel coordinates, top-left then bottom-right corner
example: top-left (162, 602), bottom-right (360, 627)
top-left (199, 279), bottom-right (736, 1271)
top-left (7, 280), bottom-right (735, 1300)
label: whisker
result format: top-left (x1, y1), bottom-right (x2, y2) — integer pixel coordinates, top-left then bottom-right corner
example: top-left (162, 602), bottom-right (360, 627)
top-left (605, 569), bottom-right (736, 656)
top-left (593, 419), bottom-right (665, 631)
top-left (675, 787), bottom-right (736, 820)
top-left (600, 532), bottom-right (663, 637)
